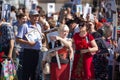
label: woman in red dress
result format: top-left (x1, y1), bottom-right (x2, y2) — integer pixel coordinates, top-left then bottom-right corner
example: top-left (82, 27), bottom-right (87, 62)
top-left (49, 24), bottom-right (73, 80)
top-left (71, 21), bottom-right (98, 80)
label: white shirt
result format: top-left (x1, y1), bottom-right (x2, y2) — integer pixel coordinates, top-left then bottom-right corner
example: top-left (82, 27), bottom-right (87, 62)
top-left (74, 24), bottom-right (80, 34)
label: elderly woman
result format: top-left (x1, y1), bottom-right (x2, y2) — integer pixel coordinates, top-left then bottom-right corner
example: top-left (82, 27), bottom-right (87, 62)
top-left (71, 21), bottom-right (98, 80)
top-left (49, 24), bottom-right (73, 80)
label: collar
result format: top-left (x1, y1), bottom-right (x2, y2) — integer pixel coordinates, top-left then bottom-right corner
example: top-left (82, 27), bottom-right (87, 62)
top-left (27, 21), bottom-right (38, 28)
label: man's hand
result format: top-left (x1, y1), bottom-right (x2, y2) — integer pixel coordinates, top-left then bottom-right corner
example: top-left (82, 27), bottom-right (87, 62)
top-left (28, 41), bottom-right (36, 46)
top-left (113, 40), bottom-right (118, 48)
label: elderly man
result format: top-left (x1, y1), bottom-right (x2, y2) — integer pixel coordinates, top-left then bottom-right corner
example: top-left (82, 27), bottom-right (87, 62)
top-left (16, 10), bottom-right (42, 80)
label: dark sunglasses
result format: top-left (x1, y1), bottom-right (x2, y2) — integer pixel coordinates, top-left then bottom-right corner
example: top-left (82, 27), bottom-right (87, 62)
top-left (79, 22), bottom-right (85, 27)
top-left (88, 23), bottom-right (92, 26)
top-left (32, 15), bottom-right (39, 17)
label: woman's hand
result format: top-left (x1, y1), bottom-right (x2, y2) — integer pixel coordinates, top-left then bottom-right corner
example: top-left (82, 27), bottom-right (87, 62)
top-left (8, 53), bottom-right (12, 59)
top-left (69, 53), bottom-right (73, 61)
top-left (80, 49), bottom-right (89, 54)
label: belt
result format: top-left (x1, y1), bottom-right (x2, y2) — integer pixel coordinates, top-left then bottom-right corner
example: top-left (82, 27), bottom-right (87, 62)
top-left (51, 56), bottom-right (69, 64)
top-left (75, 50), bottom-right (80, 54)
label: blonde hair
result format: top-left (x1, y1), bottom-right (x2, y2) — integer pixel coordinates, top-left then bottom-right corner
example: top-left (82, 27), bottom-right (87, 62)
top-left (58, 24), bottom-right (69, 33)
top-left (48, 19), bottom-right (56, 28)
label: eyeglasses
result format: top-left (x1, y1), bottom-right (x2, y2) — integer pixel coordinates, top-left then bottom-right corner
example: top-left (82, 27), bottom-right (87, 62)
top-left (32, 15), bottom-right (39, 17)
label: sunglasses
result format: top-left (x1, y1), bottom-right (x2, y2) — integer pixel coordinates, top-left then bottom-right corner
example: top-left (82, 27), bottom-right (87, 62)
top-left (79, 22), bottom-right (85, 27)
top-left (32, 15), bottom-right (39, 17)
top-left (88, 23), bottom-right (92, 26)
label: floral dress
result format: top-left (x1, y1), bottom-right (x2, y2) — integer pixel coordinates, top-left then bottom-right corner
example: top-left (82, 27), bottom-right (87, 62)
top-left (50, 46), bottom-right (70, 80)
top-left (71, 33), bottom-right (95, 80)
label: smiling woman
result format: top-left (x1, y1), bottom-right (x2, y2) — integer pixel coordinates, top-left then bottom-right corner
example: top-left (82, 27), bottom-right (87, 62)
top-left (71, 21), bottom-right (98, 80)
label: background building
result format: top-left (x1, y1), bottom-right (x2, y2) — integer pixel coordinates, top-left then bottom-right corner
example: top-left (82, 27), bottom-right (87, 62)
top-left (0, 0), bottom-right (120, 13)
top-left (38, 0), bottom-right (93, 13)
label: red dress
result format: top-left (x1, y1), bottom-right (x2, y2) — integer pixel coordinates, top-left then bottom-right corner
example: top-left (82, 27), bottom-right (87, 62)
top-left (50, 46), bottom-right (70, 80)
top-left (71, 33), bottom-right (95, 80)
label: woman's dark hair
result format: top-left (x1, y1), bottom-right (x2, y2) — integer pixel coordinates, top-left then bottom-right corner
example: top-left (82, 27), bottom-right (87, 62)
top-left (86, 21), bottom-right (97, 31)
top-left (78, 21), bottom-right (87, 28)
top-left (39, 10), bottom-right (46, 17)
top-left (16, 13), bottom-right (26, 19)
top-left (11, 6), bottom-right (16, 12)
top-left (22, 7), bottom-right (26, 13)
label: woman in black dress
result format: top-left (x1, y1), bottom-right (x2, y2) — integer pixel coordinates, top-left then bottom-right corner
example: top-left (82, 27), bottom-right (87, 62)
top-left (87, 21), bottom-right (109, 80)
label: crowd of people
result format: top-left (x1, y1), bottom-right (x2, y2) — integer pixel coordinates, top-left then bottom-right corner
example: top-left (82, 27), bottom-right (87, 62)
top-left (0, 1), bottom-right (120, 80)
